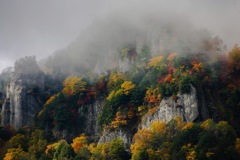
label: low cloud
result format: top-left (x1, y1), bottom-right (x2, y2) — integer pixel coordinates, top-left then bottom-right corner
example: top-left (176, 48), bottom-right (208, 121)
top-left (0, 0), bottom-right (239, 71)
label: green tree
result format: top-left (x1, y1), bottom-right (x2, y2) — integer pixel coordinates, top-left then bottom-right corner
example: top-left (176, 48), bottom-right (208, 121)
top-left (62, 76), bottom-right (87, 96)
top-left (98, 103), bottom-right (114, 126)
top-left (74, 147), bottom-right (91, 160)
top-left (54, 104), bottom-right (72, 130)
top-left (89, 144), bottom-right (104, 160)
top-left (109, 138), bottom-right (130, 160)
top-left (54, 142), bottom-right (74, 160)
top-left (228, 45), bottom-right (240, 79)
top-left (1, 134), bottom-right (28, 159)
top-left (28, 130), bottom-right (48, 160)
top-left (132, 149), bottom-right (149, 160)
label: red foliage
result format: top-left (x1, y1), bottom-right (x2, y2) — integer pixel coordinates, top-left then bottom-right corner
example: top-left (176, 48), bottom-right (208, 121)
top-left (164, 74), bottom-right (172, 83)
top-left (168, 67), bottom-right (174, 74)
top-left (77, 88), bottom-right (96, 105)
top-left (167, 77), bottom-right (171, 83)
top-left (159, 78), bottom-right (164, 83)
top-left (96, 79), bottom-right (106, 90)
top-left (188, 70), bottom-right (193, 75)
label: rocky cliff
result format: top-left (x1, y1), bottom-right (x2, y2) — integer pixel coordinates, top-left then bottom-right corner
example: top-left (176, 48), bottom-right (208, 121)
top-left (50, 99), bottom-right (104, 142)
top-left (98, 129), bottom-right (132, 150)
top-left (0, 56), bottom-right (45, 130)
top-left (79, 99), bottom-right (103, 141)
top-left (97, 85), bottom-right (206, 149)
top-left (140, 85), bottom-right (200, 130)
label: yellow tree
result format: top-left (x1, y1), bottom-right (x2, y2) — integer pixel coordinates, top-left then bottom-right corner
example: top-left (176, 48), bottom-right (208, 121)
top-left (101, 142), bottom-right (110, 159)
top-left (121, 81), bottom-right (136, 95)
top-left (228, 44), bottom-right (240, 63)
top-left (145, 88), bottom-right (161, 105)
top-left (131, 129), bottom-right (153, 156)
top-left (235, 138), bottom-right (240, 156)
top-left (110, 112), bottom-right (127, 129)
top-left (62, 76), bottom-right (87, 96)
top-left (192, 61), bottom-right (204, 72)
top-left (88, 143), bottom-right (105, 160)
top-left (182, 122), bottom-right (194, 130)
top-left (167, 53), bottom-right (177, 61)
top-left (107, 72), bottom-right (124, 90)
top-left (149, 121), bottom-right (172, 159)
top-left (71, 134), bottom-right (88, 154)
top-left (150, 121), bottom-right (167, 134)
top-left (148, 56), bottom-right (164, 69)
top-left (200, 119), bottom-right (216, 130)
top-left (4, 146), bottom-right (29, 160)
top-left (181, 143), bottom-right (196, 160)
top-left (44, 94), bottom-right (57, 106)
top-left (45, 140), bottom-right (67, 154)
top-left (174, 116), bottom-right (184, 130)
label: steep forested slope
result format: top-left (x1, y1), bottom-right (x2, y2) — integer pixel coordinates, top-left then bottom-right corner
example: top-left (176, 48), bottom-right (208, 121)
top-left (1, 43), bottom-right (239, 159)
top-left (0, 14), bottom-right (240, 159)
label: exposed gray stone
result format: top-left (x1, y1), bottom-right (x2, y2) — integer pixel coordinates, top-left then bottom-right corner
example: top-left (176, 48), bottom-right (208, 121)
top-left (140, 85), bottom-right (199, 129)
top-left (79, 99), bottom-right (103, 141)
top-left (1, 58), bottom-right (45, 130)
top-left (98, 129), bottom-right (132, 150)
top-left (119, 57), bottom-right (131, 73)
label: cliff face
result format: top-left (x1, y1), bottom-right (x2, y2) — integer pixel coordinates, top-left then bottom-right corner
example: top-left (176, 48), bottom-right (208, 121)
top-left (119, 57), bottom-right (132, 73)
top-left (51, 99), bottom-right (103, 142)
top-left (140, 85), bottom-right (200, 129)
top-left (97, 85), bottom-right (203, 148)
top-left (0, 57), bottom-right (45, 130)
top-left (79, 99), bottom-right (103, 141)
top-left (98, 129), bottom-right (132, 150)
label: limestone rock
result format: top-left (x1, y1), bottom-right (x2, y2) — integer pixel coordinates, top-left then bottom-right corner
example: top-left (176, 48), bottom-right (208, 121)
top-left (140, 85), bottom-right (199, 129)
top-left (119, 57), bottom-right (131, 73)
top-left (98, 129), bottom-right (132, 150)
top-left (79, 99), bottom-right (103, 141)
top-left (1, 56), bottom-right (45, 130)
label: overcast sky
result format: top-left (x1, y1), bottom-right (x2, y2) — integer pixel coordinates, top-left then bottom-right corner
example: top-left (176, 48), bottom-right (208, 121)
top-left (0, 0), bottom-right (239, 71)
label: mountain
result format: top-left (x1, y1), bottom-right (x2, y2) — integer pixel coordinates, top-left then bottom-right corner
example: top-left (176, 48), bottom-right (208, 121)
top-left (0, 16), bottom-right (240, 159)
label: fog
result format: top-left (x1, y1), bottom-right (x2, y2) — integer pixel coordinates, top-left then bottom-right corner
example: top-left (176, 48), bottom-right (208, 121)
top-left (0, 0), bottom-right (239, 71)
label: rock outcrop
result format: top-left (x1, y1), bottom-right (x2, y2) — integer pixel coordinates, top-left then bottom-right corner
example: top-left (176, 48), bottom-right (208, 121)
top-left (140, 85), bottom-right (199, 129)
top-left (119, 57), bottom-right (132, 73)
top-left (79, 99), bottom-right (103, 141)
top-left (50, 99), bottom-right (104, 142)
top-left (1, 56), bottom-right (45, 130)
top-left (97, 85), bottom-right (200, 149)
top-left (98, 129), bottom-right (132, 150)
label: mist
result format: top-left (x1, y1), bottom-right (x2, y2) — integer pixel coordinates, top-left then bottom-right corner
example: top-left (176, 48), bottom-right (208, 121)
top-left (0, 0), bottom-right (239, 72)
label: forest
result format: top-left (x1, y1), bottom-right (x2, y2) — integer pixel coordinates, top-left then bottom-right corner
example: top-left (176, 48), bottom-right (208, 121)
top-left (0, 40), bottom-right (240, 160)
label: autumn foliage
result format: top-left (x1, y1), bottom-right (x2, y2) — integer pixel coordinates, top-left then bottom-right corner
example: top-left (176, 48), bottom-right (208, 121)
top-left (71, 134), bottom-right (88, 154)
top-left (2, 43), bottom-right (240, 159)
